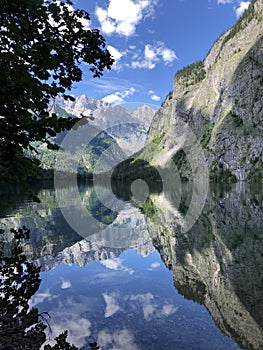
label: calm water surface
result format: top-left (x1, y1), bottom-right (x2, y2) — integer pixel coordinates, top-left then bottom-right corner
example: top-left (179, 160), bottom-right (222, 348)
top-left (0, 181), bottom-right (262, 349)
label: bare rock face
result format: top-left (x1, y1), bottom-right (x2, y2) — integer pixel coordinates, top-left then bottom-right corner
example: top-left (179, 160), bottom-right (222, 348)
top-left (145, 0), bottom-right (263, 181)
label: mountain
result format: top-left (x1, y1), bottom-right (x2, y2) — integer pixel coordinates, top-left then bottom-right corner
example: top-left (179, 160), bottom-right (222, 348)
top-left (55, 95), bottom-right (155, 130)
top-left (132, 104), bottom-right (156, 127)
top-left (34, 97), bottom-right (157, 174)
top-left (32, 103), bottom-right (127, 174)
top-left (54, 94), bottom-right (108, 117)
top-left (137, 0), bottom-right (263, 182)
top-left (90, 104), bottom-right (156, 155)
top-left (55, 96), bottom-right (156, 156)
top-left (33, 125), bottom-right (126, 175)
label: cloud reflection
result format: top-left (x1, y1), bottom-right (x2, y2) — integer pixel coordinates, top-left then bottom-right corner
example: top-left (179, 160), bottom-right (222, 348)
top-left (103, 292), bottom-right (122, 317)
top-left (130, 293), bottom-right (156, 320)
top-left (41, 298), bottom-right (92, 349)
top-left (100, 257), bottom-right (134, 275)
top-left (148, 261), bottom-right (161, 270)
top-left (29, 289), bottom-right (58, 308)
top-left (97, 329), bottom-right (140, 350)
top-left (61, 279), bottom-right (72, 289)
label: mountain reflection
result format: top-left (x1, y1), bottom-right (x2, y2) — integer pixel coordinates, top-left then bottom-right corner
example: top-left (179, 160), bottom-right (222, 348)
top-left (144, 182), bottom-right (263, 350)
top-left (0, 181), bottom-right (262, 349)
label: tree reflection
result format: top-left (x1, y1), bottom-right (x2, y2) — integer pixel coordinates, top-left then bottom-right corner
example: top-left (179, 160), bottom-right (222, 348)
top-left (0, 227), bottom-right (82, 350)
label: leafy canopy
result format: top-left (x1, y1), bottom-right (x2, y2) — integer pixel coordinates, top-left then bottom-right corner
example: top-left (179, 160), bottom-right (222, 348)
top-left (0, 0), bottom-right (113, 181)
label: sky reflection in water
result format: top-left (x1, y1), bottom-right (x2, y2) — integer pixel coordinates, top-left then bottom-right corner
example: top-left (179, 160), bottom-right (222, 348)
top-left (34, 247), bottom-right (239, 350)
top-left (2, 182), bottom-right (262, 349)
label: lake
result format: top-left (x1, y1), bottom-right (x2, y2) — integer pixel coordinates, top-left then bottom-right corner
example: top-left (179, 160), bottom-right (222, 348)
top-left (0, 180), bottom-right (262, 349)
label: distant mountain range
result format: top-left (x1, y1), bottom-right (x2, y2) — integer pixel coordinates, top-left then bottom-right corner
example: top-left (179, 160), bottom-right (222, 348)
top-left (34, 95), bottom-right (156, 174)
top-left (55, 95), bottom-right (156, 155)
top-left (54, 94), bottom-right (108, 117)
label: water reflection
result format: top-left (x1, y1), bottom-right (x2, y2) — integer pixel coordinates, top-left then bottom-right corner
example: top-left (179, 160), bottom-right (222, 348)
top-left (145, 182), bottom-right (263, 350)
top-left (0, 181), bottom-right (262, 349)
top-left (0, 227), bottom-right (77, 349)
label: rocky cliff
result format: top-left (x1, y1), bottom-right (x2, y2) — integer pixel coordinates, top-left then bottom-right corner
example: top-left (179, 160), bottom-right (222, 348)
top-left (144, 0), bottom-right (263, 181)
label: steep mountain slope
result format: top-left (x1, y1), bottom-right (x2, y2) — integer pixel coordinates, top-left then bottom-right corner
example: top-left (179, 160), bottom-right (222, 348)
top-left (143, 0), bottom-right (263, 181)
top-left (131, 104), bottom-right (156, 127)
top-left (55, 95), bottom-right (156, 153)
top-left (33, 126), bottom-right (125, 175)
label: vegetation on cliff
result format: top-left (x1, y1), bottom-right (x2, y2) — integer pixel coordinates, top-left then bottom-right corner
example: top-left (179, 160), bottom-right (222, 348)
top-left (175, 61), bottom-right (206, 88)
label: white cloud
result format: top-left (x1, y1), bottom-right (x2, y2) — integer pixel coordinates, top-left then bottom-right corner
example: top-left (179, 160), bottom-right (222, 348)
top-left (46, 309), bottom-right (91, 348)
top-left (235, 1), bottom-right (250, 17)
top-left (142, 302), bottom-right (156, 320)
top-left (131, 42), bottom-right (177, 69)
top-left (83, 77), bottom-right (142, 94)
top-left (162, 48), bottom-right (177, 63)
top-left (52, 317), bottom-right (91, 348)
top-left (39, 296), bottom-right (93, 349)
top-left (130, 292), bottom-right (154, 301)
top-left (145, 45), bottom-right (156, 61)
top-left (129, 293), bottom-right (178, 320)
top-left (108, 45), bottom-right (124, 61)
top-left (147, 90), bottom-right (161, 102)
top-left (96, 330), bottom-right (112, 347)
top-left (96, 7), bottom-right (108, 22)
top-left (151, 94), bottom-right (161, 102)
top-left (217, 0), bottom-right (233, 3)
top-left (102, 93), bottom-right (125, 104)
top-left (101, 19), bottom-right (116, 35)
top-left (123, 87), bottom-right (136, 97)
top-left (95, 0), bottom-right (158, 37)
top-left (61, 280), bottom-right (72, 289)
top-left (103, 292), bottom-right (121, 317)
top-left (150, 261), bottom-right (161, 268)
top-left (102, 87), bottom-right (135, 104)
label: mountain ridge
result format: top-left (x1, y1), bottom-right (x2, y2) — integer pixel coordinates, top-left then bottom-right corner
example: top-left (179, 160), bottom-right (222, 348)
top-left (35, 98), bottom-right (156, 173)
top-left (141, 0), bottom-right (263, 181)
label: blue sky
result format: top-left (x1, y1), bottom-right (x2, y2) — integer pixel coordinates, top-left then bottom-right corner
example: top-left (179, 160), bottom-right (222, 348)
top-left (72, 0), bottom-right (251, 106)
